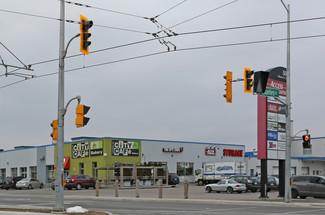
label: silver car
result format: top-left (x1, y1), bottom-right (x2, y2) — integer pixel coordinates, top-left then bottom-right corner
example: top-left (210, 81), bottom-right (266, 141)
top-left (205, 179), bottom-right (246, 193)
top-left (16, 178), bottom-right (44, 189)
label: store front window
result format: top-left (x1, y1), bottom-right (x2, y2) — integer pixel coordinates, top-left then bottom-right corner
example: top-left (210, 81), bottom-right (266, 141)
top-left (30, 166), bottom-right (37, 179)
top-left (20, 167), bottom-right (27, 178)
top-left (79, 163), bottom-right (84, 174)
top-left (47, 165), bottom-right (54, 183)
top-left (0, 169), bottom-right (6, 178)
top-left (11, 168), bottom-right (18, 177)
top-left (177, 162), bottom-right (193, 176)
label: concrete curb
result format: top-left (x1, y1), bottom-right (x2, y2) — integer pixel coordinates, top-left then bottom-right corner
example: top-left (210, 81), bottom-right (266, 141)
top-left (62, 195), bottom-right (325, 208)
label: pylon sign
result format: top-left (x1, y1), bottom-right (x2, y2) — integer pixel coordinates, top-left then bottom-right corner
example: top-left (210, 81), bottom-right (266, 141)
top-left (257, 67), bottom-right (287, 160)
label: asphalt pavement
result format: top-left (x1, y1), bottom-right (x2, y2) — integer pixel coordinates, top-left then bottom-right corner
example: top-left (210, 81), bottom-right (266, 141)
top-left (0, 183), bottom-right (324, 214)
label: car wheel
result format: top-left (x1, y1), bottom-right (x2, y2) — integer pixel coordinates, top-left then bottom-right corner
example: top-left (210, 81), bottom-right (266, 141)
top-left (198, 180), bottom-right (203, 186)
top-left (251, 189), bottom-right (257, 193)
top-left (40, 184), bottom-right (43, 189)
top-left (299, 196), bottom-right (307, 199)
top-left (291, 189), bottom-right (299, 199)
top-left (226, 187), bottom-right (233, 194)
top-left (5, 188), bottom-right (9, 190)
top-left (28, 185), bottom-right (32, 189)
top-left (237, 191), bottom-right (242, 193)
top-left (85, 187), bottom-right (89, 189)
top-left (206, 186), bottom-right (212, 193)
top-left (67, 187), bottom-right (72, 190)
top-left (76, 184), bottom-right (82, 190)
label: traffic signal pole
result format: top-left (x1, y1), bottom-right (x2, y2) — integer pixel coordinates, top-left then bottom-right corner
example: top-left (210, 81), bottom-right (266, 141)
top-left (54, 0), bottom-right (65, 211)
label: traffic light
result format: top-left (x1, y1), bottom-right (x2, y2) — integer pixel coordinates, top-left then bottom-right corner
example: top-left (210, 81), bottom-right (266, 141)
top-left (253, 71), bottom-right (269, 94)
top-left (244, 67), bottom-right (254, 93)
top-left (302, 134), bottom-right (311, 148)
top-left (80, 15), bottom-right (93, 55)
top-left (76, 104), bottom-right (90, 128)
top-left (51, 120), bottom-right (58, 141)
top-left (223, 71), bottom-right (232, 103)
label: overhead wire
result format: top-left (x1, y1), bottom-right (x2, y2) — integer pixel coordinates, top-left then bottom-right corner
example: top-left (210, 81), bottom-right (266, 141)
top-left (26, 16), bottom-right (325, 68)
top-left (2, 32), bottom-right (325, 90)
top-left (0, 8), bottom-right (150, 35)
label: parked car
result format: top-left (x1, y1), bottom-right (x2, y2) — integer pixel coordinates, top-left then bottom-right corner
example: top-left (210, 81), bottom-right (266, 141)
top-left (65, 174), bottom-right (96, 190)
top-left (228, 175), bottom-right (260, 192)
top-left (168, 173), bottom-right (180, 186)
top-left (291, 175), bottom-right (325, 199)
top-left (0, 176), bottom-right (4, 189)
top-left (16, 178), bottom-right (44, 189)
top-left (3, 176), bottom-right (24, 190)
top-left (205, 179), bottom-right (246, 194)
top-left (267, 176), bottom-right (279, 191)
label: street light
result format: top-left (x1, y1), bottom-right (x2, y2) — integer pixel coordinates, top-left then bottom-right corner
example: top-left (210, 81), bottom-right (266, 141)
top-left (280, 0), bottom-right (291, 203)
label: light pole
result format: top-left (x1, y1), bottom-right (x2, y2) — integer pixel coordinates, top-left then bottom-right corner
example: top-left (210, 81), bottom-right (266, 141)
top-left (54, 1), bottom-right (80, 211)
top-left (280, 0), bottom-right (291, 203)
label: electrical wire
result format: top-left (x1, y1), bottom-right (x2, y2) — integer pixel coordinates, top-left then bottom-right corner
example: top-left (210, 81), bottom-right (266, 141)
top-left (154, 0), bottom-right (189, 19)
top-left (27, 16), bottom-right (325, 68)
top-left (167, 0), bottom-right (239, 30)
top-left (2, 32), bottom-right (325, 90)
top-left (0, 8), bottom-right (150, 34)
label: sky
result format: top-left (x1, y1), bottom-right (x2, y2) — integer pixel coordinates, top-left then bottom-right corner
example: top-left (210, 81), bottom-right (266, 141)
top-left (0, 0), bottom-right (324, 151)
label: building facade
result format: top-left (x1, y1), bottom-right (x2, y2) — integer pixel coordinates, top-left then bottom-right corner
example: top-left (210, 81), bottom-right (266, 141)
top-left (245, 137), bottom-right (325, 176)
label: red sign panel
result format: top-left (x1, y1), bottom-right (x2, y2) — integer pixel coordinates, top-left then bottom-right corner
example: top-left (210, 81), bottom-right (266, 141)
top-left (223, 149), bottom-right (243, 157)
top-left (205, 148), bottom-right (216, 156)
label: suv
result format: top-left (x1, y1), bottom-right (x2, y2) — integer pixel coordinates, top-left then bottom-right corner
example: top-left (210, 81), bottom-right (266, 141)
top-left (228, 175), bottom-right (260, 192)
top-left (3, 176), bottom-right (24, 190)
top-left (65, 174), bottom-right (96, 190)
top-left (291, 175), bottom-right (325, 199)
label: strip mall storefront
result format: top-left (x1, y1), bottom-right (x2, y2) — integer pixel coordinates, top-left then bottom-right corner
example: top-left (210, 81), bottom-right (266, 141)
top-left (55, 137), bottom-right (246, 183)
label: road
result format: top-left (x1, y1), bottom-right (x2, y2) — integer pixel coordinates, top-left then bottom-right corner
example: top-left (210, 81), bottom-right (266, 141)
top-left (0, 184), bottom-right (324, 214)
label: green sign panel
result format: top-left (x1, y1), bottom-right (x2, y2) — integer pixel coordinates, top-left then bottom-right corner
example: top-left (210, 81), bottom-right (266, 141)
top-left (261, 88), bottom-right (279, 97)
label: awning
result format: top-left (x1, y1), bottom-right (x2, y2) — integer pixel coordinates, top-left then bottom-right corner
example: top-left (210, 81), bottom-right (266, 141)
top-left (54, 157), bottom-right (70, 169)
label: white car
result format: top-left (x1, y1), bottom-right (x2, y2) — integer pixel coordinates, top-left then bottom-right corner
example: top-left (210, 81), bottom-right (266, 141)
top-left (205, 179), bottom-right (246, 193)
top-left (16, 178), bottom-right (44, 189)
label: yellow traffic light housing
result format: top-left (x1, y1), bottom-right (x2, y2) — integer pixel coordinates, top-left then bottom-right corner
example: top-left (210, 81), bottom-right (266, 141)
top-left (80, 15), bottom-right (93, 55)
top-left (223, 71), bottom-right (232, 103)
top-left (51, 120), bottom-right (58, 141)
top-left (244, 67), bottom-right (254, 93)
top-left (76, 104), bottom-right (90, 128)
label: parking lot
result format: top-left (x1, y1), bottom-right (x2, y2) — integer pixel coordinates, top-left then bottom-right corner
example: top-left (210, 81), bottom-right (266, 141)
top-left (2, 183), bottom-right (324, 204)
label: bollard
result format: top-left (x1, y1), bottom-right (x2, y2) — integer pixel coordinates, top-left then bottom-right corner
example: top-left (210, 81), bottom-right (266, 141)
top-left (136, 179), bottom-right (139, 198)
top-left (184, 179), bottom-right (188, 199)
top-left (96, 180), bottom-right (99, 197)
top-left (115, 179), bottom-right (119, 197)
top-left (158, 179), bottom-right (163, 198)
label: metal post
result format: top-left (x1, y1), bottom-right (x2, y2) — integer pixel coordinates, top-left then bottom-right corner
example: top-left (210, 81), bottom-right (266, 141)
top-left (284, 3), bottom-right (292, 203)
top-left (54, 0), bottom-right (65, 212)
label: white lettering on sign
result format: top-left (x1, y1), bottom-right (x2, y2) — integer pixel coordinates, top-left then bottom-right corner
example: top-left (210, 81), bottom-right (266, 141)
top-left (112, 140), bottom-right (139, 156)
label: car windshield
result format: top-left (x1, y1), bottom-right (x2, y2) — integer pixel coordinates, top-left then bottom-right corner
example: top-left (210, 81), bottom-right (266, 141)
top-left (228, 179), bottom-right (238, 184)
top-left (67, 175), bottom-right (74, 179)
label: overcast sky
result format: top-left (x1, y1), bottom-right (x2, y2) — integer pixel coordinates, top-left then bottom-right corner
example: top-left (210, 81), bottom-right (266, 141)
top-left (0, 0), bottom-right (324, 151)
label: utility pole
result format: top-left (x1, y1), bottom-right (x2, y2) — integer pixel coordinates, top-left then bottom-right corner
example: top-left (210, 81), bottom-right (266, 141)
top-left (280, 0), bottom-right (291, 203)
top-left (54, 0), bottom-right (65, 211)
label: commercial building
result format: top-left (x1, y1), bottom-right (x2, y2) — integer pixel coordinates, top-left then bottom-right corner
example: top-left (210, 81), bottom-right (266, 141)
top-left (245, 137), bottom-right (325, 176)
top-left (0, 137), bottom-right (245, 184)
top-left (1, 136), bottom-right (323, 185)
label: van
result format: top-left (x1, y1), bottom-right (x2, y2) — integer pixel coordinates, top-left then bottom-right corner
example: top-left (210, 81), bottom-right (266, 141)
top-left (291, 175), bottom-right (325, 199)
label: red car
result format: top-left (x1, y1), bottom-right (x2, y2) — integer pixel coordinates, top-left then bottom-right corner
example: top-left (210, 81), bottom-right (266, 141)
top-left (65, 174), bottom-right (96, 190)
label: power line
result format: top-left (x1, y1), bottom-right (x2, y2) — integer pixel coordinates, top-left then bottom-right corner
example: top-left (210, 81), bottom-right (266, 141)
top-left (154, 0), bottom-right (189, 19)
top-left (27, 16), bottom-right (325, 68)
top-left (0, 8), bottom-right (150, 34)
top-left (167, 0), bottom-right (239, 30)
top-left (2, 32), bottom-right (324, 90)
top-left (63, 0), bottom-right (147, 19)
